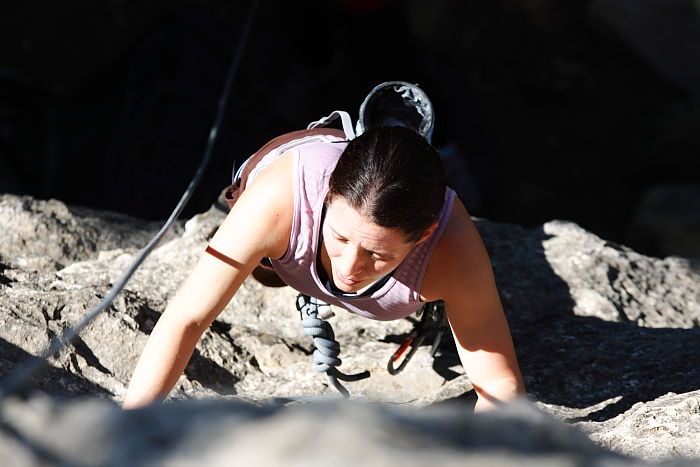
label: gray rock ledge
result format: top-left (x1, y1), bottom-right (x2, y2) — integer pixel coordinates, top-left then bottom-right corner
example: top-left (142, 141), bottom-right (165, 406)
top-left (1, 194), bottom-right (699, 463)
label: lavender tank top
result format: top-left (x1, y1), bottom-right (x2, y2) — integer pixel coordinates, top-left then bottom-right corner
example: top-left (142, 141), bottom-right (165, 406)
top-left (250, 136), bottom-right (456, 321)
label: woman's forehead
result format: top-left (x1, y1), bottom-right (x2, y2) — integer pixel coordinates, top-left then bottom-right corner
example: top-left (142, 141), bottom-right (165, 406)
top-left (325, 197), bottom-right (410, 248)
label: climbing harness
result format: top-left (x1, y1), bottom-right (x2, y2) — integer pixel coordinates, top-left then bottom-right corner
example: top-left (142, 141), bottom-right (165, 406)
top-left (0, 0), bottom-right (259, 400)
top-left (387, 301), bottom-right (448, 375)
top-left (296, 294), bottom-right (370, 398)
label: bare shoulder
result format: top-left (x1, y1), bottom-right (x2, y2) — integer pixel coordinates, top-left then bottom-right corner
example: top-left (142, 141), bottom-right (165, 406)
top-left (420, 196), bottom-right (494, 302)
top-left (209, 151), bottom-right (295, 261)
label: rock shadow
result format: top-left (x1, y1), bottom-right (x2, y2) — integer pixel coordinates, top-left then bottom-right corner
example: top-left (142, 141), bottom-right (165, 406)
top-left (134, 308), bottom-right (240, 396)
top-left (689, 259), bottom-right (700, 276)
top-left (380, 315), bottom-right (463, 383)
top-left (384, 224), bottom-right (700, 422)
top-left (0, 261), bottom-right (12, 286)
top-left (0, 337), bottom-right (112, 399)
top-left (501, 226), bottom-right (700, 421)
top-left (183, 348), bottom-right (239, 396)
top-left (518, 315), bottom-right (700, 422)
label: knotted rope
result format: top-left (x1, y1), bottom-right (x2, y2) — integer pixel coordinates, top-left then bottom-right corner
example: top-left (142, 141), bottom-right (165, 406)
top-left (296, 294), bottom-right (370, 398)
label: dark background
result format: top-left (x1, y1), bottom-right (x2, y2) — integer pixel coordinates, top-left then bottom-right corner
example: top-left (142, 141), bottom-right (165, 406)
top-left (1, 0), bottom-right (698, 258)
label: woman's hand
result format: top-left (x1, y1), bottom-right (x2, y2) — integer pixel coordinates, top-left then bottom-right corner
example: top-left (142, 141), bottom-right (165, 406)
top-left (122, 244), bottom-right (259, 409)
top-left (122, 154), bottom-right (295, 409)
top-left (422, 197), bottom-right (525, 412)
top-left (445, 296), bottom-right (525, 412)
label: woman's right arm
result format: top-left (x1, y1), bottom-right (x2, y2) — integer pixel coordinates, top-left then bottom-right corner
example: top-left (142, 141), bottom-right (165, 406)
top-left (122, 154), bottom-right (294, 409)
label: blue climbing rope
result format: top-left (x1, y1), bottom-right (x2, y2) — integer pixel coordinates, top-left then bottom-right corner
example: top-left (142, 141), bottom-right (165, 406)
top-left (296, 294), bottom-right (370, 398)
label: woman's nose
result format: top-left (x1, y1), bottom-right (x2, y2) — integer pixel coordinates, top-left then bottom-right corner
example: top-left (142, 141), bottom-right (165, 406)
top-left (340, 249), bottom-right (366, 277)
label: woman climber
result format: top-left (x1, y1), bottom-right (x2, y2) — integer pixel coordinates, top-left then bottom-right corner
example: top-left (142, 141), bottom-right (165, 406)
top-left (123, 83), bottom-right (524, 411)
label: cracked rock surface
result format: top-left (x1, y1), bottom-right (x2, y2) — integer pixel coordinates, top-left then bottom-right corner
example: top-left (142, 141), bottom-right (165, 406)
top-left (1, 194), bottom-right (699, 464)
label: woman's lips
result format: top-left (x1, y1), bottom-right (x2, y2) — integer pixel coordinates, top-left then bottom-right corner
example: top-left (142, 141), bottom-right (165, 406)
top-left (336, 274), bottom-right (362, 286)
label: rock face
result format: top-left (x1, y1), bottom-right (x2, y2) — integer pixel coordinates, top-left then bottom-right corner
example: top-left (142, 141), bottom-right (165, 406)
top-left (0, 395), bottom-right (660, 467)
top-left (1, 193), bottom-right (699, 464)
top-left (578, 390), bottom-right (700, 461)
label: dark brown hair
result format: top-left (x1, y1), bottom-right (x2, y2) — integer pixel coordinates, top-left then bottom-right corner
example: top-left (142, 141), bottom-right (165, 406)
top-left (327, 126), bottom-right (446, 242)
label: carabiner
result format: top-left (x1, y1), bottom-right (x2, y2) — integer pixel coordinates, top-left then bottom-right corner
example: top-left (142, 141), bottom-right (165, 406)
top-left (387, 331), bottom-right (427, 375)
top-left (386, 301), bottom-right (447, 375)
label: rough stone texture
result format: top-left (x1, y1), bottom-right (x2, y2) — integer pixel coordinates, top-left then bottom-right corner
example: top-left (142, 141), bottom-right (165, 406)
top-left (543, 220), bottom-right (699, 328)
top-left (0, 395), bottom-right (687, 467)
top-left (480, 220), bottom-right (700, 428)
top-left (1, 194), bottom-right (699, 464)
top-left (589, 0), bottom-right (700, 98)
top-left (0, 194), bottom-right (178, 269)
top-left (0, 195), bottom-right (467, 404)
top-left (578, 390), bottom-right (700, 461)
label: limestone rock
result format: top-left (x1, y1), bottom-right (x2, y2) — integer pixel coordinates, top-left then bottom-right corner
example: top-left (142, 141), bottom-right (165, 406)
top-left (0, 194), bottom-right (177, 270)
top-left (0, 395), bottom-right (679, 467)
top-left (1, 194), bottom-right (699, 463)
top-left (0, 195), bottom-right (464, 404)
top-left (578, 390), bottom-right (700, 461)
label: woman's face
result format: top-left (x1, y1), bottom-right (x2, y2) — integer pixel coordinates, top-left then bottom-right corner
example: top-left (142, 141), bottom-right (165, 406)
top-left (322, 197), bottom-right (417, 293)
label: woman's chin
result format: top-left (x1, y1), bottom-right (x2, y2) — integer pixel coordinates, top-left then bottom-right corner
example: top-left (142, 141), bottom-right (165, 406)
top-left (334, 282), bottom-right (359, 293)
top-left (333, 275), bottom-right (363, 292)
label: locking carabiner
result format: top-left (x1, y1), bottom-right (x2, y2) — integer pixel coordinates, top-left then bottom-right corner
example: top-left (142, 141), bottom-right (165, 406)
top-left (387, 301), bottom-right (447, 375)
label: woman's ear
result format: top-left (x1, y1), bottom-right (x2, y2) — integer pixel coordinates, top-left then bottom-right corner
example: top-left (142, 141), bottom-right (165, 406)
top-left (416, 222), bottom-right (439, 245)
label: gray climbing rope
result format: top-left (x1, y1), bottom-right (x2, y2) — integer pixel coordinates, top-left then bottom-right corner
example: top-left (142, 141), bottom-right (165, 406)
top-left (296, 294), bottom-right (370, 398)
top-left (0, 0), bottom-right (259, 400)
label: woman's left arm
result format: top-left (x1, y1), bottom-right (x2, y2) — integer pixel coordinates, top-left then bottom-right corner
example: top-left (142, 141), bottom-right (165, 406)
top-left (425, 199), bottom-right (525, 412)
top-left (444, 287), bottom-right (525, 412)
